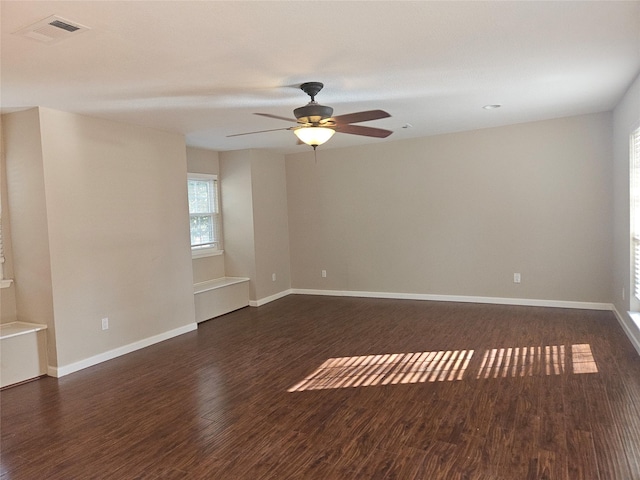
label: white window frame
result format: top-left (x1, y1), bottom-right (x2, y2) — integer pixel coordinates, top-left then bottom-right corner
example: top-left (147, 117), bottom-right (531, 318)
top-left (0, 207), bottom-right (12, 289)
top-left (0, 216), bottom-right (6, 284)
top-left (630, 125), bottom-right (640, 302)
top-left (188, 173), bottom-right (223, 258)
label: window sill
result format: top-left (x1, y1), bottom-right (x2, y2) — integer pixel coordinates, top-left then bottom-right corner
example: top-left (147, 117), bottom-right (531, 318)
top-left (192, 249), bottom-right (224, 259)
top-left (1, 279), bottom-right (13, 289)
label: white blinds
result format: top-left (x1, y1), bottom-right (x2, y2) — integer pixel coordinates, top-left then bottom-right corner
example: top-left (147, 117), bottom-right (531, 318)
top-left (0, 217), bottom-right (4, 264)
top-left (631, 127), bottom-right (640, 298)
top-left (0, 215), bottom-right (5, 282)
top-left (188, 174), bottom-right (221, 251)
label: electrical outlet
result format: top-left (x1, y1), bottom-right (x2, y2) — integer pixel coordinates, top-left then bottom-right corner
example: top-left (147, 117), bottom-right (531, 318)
top-left (513, 273), bottom-right (521, 284)
top-left (322, 270), bottom-right (327, 278)
top-left (272, 273), bottom-right (276, 282)
top-left (101, 317), bottom-right (109, 330)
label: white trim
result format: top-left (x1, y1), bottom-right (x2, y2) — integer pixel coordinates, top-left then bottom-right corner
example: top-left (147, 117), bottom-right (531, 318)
top-left (613, 308), bottom-right (640, 355)
top-left (188, 172), bottom-right (217, 181)
top-left (192, 248), bottom-right (223, 259)
top-left (289, 288), bottom-right (613, 311)
top-left (194, 276), bottom-right (249, 294)
top-left (0, 321), bottom-right (47, 340)
top-left (1, 279), bottom-right (13, 289)
top-left (250, 289), bottom-right (292, 307)
top-left (48, 322), bottom-right (197, 378)
top-left (41, 291), bottom-right (639, 378)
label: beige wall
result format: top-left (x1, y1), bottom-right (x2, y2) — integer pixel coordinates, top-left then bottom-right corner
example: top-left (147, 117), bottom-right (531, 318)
top-left (0, 102), bottom-right (627, 369)
top-left (3, 109), bottom-right (58, 362)
top-left (219, 149), bottom-right (291, 302)
top-left (220, 150), bottom-right (257, 297)
top-left (3, 107), bottom-right (196, 369)
top-left (187, 146), bottom-right (220, 175)
top-left (286, 112), bottom-right (613, 303)
top-left (250, 150), bottom-right (291, 300)
top-left (613, 72), bottom-right (640, 340)
top-left (186, 147), bottom-right (225, 283)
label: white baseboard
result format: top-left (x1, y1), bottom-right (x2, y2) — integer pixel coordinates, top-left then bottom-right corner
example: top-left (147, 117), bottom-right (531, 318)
top-left (41, 291), bottom-right (640, 380)
top-left (292, 288), bottom-right (640, 353)
top-left (290, 288), bottom-right (613, 311)
top-left (612, 307), bottom-right (640, 355)
top-left (48, 322), bottom-right (198, 378)
top-left (250, 289), bottom-right (293, 307)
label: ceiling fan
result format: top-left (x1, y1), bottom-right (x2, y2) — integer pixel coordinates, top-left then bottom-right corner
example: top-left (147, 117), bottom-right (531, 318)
top-left (228, 82), bottom-right (393, 149)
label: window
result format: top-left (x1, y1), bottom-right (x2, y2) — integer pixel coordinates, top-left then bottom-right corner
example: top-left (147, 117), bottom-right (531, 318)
top-left (188, 173), bottom-right (222, 257)
top-left (631, 126), bottom-right (640, 299)
top-left (0, 208), bottom-right (11, 288)
top-left (0, 216), bottom-right (5, 280)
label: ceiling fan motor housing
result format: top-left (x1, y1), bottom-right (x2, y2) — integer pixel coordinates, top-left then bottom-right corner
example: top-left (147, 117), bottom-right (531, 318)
top-left (294, 103), bottom-right (334, 124)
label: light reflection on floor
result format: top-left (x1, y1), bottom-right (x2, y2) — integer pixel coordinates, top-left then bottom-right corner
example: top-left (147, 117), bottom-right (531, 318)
top-left (288, 350), bottom-right (474, 392)
top-left (571, 343), bottom-right (599, 374)
top-left (288, 343), bottom-right (598, 392)
top-left (477, 345), bottom-right (565, 378)
top-left (287, 350), bottom-right (474, 392)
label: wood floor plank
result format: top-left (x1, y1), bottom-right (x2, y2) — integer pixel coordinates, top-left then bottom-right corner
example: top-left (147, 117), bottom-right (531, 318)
top-left (590, 421), bottom-right (635, 479)
top-left (566, 429), bottom-right (601, 480)
top-left (537, 376), bottom-right (566, 454)
top-left (2, 296), bottom-right (640, 479)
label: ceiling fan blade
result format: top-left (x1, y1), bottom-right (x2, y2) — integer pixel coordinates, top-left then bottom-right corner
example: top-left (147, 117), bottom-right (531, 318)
top-left (254, 113), bottom-right (298, 123)
top-left (330, 110), bottom-right (391, 125)
top-left (334, 124), bottom-right (393, 138)
top-left (227, 127), bottom-right (293, 138)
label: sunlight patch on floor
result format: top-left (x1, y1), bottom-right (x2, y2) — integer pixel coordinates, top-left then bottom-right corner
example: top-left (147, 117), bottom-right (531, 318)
top-left (571, 343), bottom-right (598, 374)
top-left (477, 345), bottom-right (565, 379)
top-left (287, 350), bottom-right (474, 392)
top-left (476, 343), bottom-right (598, 379)
top-left (288, 343), bottom-right (598, 392)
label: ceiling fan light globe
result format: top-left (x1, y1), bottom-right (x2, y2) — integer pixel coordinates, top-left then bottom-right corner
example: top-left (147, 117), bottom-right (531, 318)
top-left (294, 126), bottom-right (335, 147)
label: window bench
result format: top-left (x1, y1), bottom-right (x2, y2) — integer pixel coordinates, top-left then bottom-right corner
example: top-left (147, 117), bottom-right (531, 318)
top-left (193, 277), bottom-right (250, 323)
top-left (1, 322), bottom-right (48, 388)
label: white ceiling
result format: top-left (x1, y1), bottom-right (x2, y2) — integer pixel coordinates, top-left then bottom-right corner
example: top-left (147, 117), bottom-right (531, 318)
top-left (2, 1), bottom-right (639, 154)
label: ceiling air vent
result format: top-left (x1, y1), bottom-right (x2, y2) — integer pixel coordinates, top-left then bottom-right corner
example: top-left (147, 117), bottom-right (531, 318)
top-left (14, 15), bottom-right (90, 44)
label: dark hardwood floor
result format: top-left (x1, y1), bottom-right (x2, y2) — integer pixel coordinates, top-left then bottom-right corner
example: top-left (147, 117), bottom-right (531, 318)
top-left (2, 295), bottom-right (640, 479)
